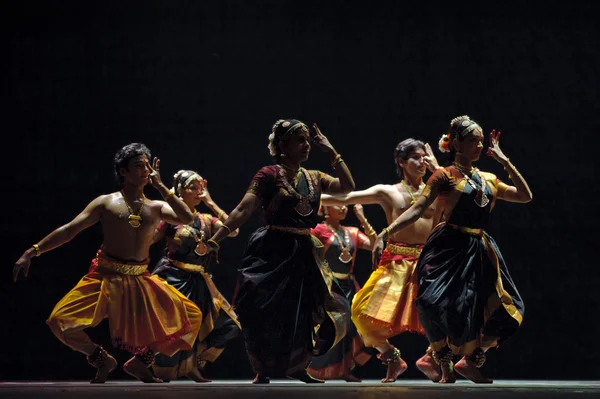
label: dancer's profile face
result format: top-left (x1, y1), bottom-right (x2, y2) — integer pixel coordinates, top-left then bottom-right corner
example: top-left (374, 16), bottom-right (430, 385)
top-left (281, 128), bottom-right (311, 163)
top-left (399, 147), bottom-right (426, 178)
top-left (455, 128), bottom-right (484, 162)
top-left (324, 205), bottom-right (348, 222)
top-left (121, 155), bottom-right (151, 186)
top-left (181, 179), bottom-right (206, 207)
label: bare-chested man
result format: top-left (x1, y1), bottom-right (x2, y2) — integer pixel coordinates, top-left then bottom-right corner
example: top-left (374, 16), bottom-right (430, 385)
top-left (12, 143), bottom-right (203, 384)
top-left (321, 138), bottom-right (442, 383)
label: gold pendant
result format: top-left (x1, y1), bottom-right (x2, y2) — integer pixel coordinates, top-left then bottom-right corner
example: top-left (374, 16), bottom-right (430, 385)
top-left (128, 215), bottom-right (142, 228)
top-left (410, 199), bottom-right (416, 205)
top-left (338, 248), bottom-right (352, 264)
top-left (474, 190), bottom-right (490, 208)
top-left (194, 241), bottom-right (208, 256)
top-left (294, 197), bottom-right (313, 217)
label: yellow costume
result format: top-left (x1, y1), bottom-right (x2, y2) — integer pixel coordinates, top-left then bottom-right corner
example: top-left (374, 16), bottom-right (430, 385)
top-left (351, 241), bottom-right (425, 347)
top-left (46, 250), bottom-right (202, 357)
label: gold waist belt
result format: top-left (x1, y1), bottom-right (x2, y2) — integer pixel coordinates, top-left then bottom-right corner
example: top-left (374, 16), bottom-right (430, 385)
top-left (385, 242), bottom-right (423, 258)
top-left (169, 259), bottom-right (206, 274)
top-left (96, 253), bottom-right (148, 275)
top-left (333, 272), bottom-right (352, 280)
top-left (447, 223), bottom-right (484, 236)
top-left (266, 225), bottom-right (311, 236)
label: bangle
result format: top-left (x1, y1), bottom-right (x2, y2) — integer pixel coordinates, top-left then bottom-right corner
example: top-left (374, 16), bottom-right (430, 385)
top-left (207, 239), bottom-right (220, 251)
top-left (503, 160), bottom-right (522, 180)
top-left (331, 153), bottom-right (343, 168)
top-left (217, 210), bottom-right (227, 220)
top-left (220, 224), bottom-right (232, 235)
top-left (164, 191), bottom-right (175, 200)
top-left (361, 221), bottom-right (376, 237)
top-left (381, 227), bottom-right (389, 241)
top-left (32, 244), bottom-right (41, 257)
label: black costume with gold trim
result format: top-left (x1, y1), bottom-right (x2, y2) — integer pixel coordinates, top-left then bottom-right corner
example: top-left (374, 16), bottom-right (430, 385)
top-left (151, 214), bottom-right (241, 381)
top-left (416, 166), bottom-right (524, 354)
top-left (236, 165), bottom-right (349, 378)
top-left (306, 224), bottom-right (371, 379)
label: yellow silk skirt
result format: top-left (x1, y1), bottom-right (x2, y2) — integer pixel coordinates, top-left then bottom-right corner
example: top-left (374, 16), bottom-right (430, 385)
top-left (351, 242), bottom-right (425, 347)
top-left (46, 251), bottom-right (202, 356)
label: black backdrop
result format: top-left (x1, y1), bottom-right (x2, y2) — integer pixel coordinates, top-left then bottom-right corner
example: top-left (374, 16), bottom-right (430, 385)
top-left (2, 0), bottom-right (598, 381)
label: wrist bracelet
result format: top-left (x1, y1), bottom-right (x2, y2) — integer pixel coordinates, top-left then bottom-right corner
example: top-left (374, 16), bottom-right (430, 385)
top-left (164, 191), bottom-right (175, 200)
top-left (331, 153), bottom-right (343, 168)
top-left (361, 221), bottom-right (376, 237)
top-left (207, 239), bottom-right (220, 250)
top-left (221, 224), bottom-right (232, 235)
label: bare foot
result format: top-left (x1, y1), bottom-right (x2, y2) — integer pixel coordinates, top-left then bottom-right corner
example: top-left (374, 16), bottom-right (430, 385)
top-left (416, 352), bottom-right (441, 383)
top-left (186, 368), bottom-right (212, 383)
top-left (439, 362), bottom-right (456, 384)
top-left (90, 353), bottom-right (118, 384)
top-left (454, 357), bottom-right (492, 383)
top-left (381, 357), bottom-right (408, 383)
top-left (288, 370), bottom-right (325, 383)
top-left (123, 356), bottom-right (163, 383)
top-left (252, 374), bottom-right (270, 384)
top-left (342, 372), bottom-right (362, 382)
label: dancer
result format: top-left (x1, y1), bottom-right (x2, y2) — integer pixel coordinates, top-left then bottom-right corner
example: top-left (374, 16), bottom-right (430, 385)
top-left (206, 119), bottom-right (355, 383)
top-left (12, 143), bottom-right (203, 384)
top-left (306, 204), bottom-right (375, 381)
top-left (372, 116), bottom-right (531, 383)
top-left (321, 138), bottom-right (443, 382)
top-left (151, 170), bottom-right (241, 382)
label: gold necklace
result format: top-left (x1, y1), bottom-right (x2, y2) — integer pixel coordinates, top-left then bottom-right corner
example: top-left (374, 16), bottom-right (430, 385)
top-left (121, 191), bottom-right (145, 228)
top-left (452, 163), bottom-right (490, 208)
top-left (188, 211), bottom-right (208, 256)
top-left (325, 223), bottom-right (352, 264)
top-left (400, 180), bottom-right (424, 205)
top-left (281, 163), bottom-right (300, 174)
top-left (278, 165), bottom-right (316, 216)
top-left (453, 161), bottom-right (473, 175)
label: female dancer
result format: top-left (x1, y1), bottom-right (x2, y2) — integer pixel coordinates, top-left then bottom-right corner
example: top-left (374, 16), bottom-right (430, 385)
top-left (306, 204), bottom-right (376, 381)
top-left (207, 119), bottom-right (355, 383)
top-left (151, 170), bottom-right (241, 382)
top-left (372, 116), bottom-right (531, 383)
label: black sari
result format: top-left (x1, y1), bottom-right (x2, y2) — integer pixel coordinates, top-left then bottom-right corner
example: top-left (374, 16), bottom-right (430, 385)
top-left (151, 213), bottom-right (241, 381)
top-left (307, 224), bottom-right (371, 379)
top-left (416, 167), bottom-right (524, 354)
top-left (235, 165), bottom-right (349, 377)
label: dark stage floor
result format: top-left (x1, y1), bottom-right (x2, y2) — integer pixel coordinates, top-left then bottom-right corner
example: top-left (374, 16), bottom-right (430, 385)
top-left (1, 380), bottom-right (599, 398)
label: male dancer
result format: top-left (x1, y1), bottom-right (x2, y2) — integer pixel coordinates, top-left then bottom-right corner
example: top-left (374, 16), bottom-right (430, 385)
top-left (321, 139), bottom-right (442, 382)
top-left (13, 143), bottom-right (203, 383)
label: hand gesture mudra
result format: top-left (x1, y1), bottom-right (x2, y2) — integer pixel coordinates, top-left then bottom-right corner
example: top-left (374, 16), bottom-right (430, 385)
top-left (148, 157), bottom-right (164, 188)
top-left (371, 234), bottom-right (385, 270)
top-left (353, 204), bottom-right (366, 219)
top-left (205, 240), bottom-right (220, 264)
top-left (199, 180), bottom-right (211, 203)
top-left (311, 123), bottom-right (335, 153)
top-left (13, 252), bottom-right (32, 282)
top-left (486, 130), bottom-right (509, 164)
top-left (423, 143), bottom-right (440, 172)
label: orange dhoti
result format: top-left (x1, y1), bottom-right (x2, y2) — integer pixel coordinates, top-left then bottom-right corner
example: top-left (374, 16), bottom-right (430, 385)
top-left (46, 251), bottom-right (202, 357)
top-left (351, 242), bottom-right (425, 348)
